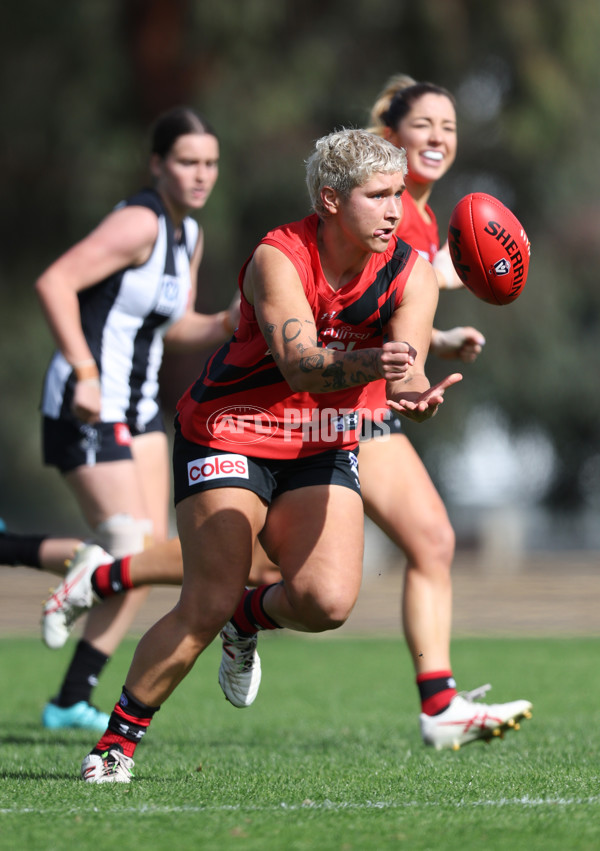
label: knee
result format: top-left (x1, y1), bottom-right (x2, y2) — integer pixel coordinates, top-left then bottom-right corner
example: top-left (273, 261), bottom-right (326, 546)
top-left (177, 586), bottom-right (240, 641)
top-left (406, 515), bottom-right (456, 573)
top-left (430, 519), bottom-right (456, 566)
top-left (94, 514), bottom-right (153, 558)
top-left (293, 589), bottom-right (355, 633)
top-left (173, 603), bottom-right (226, 649)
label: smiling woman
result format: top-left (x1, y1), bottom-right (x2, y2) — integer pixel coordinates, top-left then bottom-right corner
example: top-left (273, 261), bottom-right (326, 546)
top-left (355, 74), bottom-right (532, 748)
top-left (368, 75), bottom-right (459, 282)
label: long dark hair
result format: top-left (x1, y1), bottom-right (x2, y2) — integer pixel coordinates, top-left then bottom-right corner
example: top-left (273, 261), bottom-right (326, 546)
top-left (150, 106), bottom-right (218, 158)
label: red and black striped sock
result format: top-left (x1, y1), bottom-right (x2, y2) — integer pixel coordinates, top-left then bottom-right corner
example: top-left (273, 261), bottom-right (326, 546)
top-left (91, 556), bottom-right (133, 599)
top-left (417, 670), bottom-right (457, 716)
top-left (230, 584), bottom-right (282, 636)
top-left (92, 686), bottom-right (160, 759)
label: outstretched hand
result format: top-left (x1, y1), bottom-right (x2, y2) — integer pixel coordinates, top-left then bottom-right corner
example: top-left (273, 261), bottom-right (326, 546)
top-left (387, 372), bottom-right (463, 423)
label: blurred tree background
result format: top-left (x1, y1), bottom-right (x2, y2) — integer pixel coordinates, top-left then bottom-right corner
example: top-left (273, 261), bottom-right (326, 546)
top-left (1, 0), bottom-right (599, 544)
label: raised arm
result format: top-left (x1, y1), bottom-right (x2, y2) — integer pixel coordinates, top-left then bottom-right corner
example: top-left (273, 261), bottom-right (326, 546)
top-left (244, 244), bottom-right (414, 394)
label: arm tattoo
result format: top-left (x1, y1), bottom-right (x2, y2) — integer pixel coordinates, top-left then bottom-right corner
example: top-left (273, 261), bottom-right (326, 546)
top-left (282, 318), bottom-right (303, 343)
top-left (322, 364), bottom-right (379, 390)
top-left (299, 353), bottom-right (325, 372)
top-left (320, 361), bottom-right (347, 389)
top-left (315, 349), bottom-right (382, 390)
top-left (278, 315), bottom-right (382, 390)
top-left (347, 348), bottom-right (381, 379)
top-left (263, 323), bottom-right (277, 347)
top-left (296, 335), bottom-right (319, 355)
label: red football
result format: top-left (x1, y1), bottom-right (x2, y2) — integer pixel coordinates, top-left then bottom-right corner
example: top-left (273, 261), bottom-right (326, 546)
top-left (448, 193), bottom-right (530, 305)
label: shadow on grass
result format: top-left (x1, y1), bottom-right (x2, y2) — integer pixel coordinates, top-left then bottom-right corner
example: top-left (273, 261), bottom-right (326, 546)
top-left (1, 731), bottom-right (98, 746)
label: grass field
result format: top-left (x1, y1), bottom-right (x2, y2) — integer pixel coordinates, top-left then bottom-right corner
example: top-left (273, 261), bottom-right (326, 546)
top-left (1, 634), bottom-right (599, 850)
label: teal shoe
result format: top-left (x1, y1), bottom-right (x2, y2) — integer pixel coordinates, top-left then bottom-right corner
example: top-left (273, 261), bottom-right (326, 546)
top-left (42, 700), bottom-right (109, 731)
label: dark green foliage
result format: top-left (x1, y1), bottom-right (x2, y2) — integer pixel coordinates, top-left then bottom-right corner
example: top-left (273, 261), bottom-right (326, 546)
top-left (1, 0), bottom-right (599, 528)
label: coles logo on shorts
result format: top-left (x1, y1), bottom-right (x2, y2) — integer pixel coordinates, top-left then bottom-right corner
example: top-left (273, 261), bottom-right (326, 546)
top-left (113, 423), bottom-right (132, 446)
top-left (187, 454), bottom-right (249, 485)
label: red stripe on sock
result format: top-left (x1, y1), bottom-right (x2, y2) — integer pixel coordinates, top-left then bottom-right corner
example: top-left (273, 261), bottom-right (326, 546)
top-left (95, 731), bottom-right (138, 759)
top-left (119, 556), bottom-right (133, 590)
top-left (416, 669), bottom-right (453, 684)
top-left (232, 584), bottom-right (281, 634)
top-left (232, 589), bottom-right (255, 634)
top-left (92, 562), bottom-right (113, 598)
top-left (114, 703), bottom-right (153, 728)
top-left (92, 701), bottom-right (154, 759)
top-left (421, 689), bottom-right (457, 716)
top-left (249, 584), bottom-right (279, 630)
top-left (417, 669), bottom-right (457, 716)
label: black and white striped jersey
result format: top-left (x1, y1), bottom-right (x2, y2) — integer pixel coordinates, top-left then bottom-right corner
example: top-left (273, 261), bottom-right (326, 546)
top-left (41, 188), bottom-right (199, 431)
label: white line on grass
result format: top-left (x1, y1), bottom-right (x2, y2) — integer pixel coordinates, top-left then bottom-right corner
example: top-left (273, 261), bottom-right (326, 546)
top-left (2, 796), bottom-right (600, 815)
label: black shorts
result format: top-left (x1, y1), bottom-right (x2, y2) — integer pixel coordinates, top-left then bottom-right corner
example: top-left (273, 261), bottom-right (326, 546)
top-left (359, 411), bottom-right (403, 442)
top-left (42, 412), bottom-right (166, 473)
top-left (172, 425), bottom-right (361, 507)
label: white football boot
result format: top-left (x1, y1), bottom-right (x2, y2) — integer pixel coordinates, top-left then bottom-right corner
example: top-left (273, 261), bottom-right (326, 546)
top-left (81, 747), bottom-right (134, 783)
top-left (218, 621), bottom-right (262, 707)
top-left (420, 684), bottom-right (532, 750)
top-left (42, 543), bottom-right (111, 649)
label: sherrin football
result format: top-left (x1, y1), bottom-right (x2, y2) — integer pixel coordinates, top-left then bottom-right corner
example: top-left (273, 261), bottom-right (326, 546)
top-left (448, 192), bottom-right (530, 305)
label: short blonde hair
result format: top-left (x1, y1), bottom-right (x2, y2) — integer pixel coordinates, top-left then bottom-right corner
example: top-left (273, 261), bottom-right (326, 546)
top-left (306, 128), bottom-right (407, 218)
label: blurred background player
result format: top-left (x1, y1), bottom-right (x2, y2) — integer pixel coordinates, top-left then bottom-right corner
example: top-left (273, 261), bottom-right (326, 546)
top-left (31, 105), bottom-right (237, 732)
top-left (356, 74), bottom-right (531, 747)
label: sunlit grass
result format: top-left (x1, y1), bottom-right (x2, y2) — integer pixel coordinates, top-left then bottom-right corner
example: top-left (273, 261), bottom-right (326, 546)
top-left (1, 636), bottom-right (599, 850)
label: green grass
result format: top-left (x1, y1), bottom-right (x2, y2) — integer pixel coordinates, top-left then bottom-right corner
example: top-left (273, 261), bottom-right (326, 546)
top-left (1, 635), bottom-right (600, 850)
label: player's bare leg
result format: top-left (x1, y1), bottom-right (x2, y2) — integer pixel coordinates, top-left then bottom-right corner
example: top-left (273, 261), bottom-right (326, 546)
top-left (43, 432), bottom-right (168, 730)
top-left (216, 483), bottom-right (364, 707)
top-left (359, 433), bottom-right (453, 674)
top-left (0, 528), bottom-right (82, 576)
top-left (122, 486), bottom-right (267, 707)
top-left (359, 432), bottom-right (531, 748)
top-left (259, 484), bottom-right (364, 631)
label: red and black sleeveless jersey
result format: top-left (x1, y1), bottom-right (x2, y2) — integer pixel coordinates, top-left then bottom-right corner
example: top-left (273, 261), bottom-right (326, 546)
top-left (177, 214), bottom-right (417, 459)
top-left (364, 192), bottom-right (440, 417)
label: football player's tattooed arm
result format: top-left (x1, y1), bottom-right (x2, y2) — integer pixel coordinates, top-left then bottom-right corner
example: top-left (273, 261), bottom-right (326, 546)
top-left (243, 244), bottom-right (413, 393)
